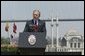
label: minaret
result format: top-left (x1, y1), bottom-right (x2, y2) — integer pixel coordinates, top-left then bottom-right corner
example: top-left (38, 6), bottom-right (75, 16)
top-left (50, 17), bottom-right (56, 52)
top-left (51, 17), bottom-right (54, 47)
top-left (56, 17), bottom-right (59, 51)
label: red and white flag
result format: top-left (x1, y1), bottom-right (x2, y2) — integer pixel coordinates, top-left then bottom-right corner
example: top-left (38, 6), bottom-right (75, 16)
top-left (13, 22), bottom-right (17, 33)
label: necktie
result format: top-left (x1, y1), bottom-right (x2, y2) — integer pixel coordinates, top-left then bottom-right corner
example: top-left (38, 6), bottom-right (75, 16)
top-left (35, 20), bottom-right (37, 25)
top-left (33, 20), bottom-right (38, 32)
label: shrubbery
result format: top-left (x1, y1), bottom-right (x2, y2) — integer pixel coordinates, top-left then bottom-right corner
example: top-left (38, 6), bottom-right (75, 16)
top-left (1, 45), bottom-right (18, 52)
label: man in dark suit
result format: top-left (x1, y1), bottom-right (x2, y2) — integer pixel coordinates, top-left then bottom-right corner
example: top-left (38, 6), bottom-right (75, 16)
top-left (23, 10), bottom-right (47, 55)
top-left (24, 10), bottom-right (46, 33)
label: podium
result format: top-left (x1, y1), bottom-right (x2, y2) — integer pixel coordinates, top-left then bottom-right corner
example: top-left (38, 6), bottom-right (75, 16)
top-left (18, 32), bottom-right (47, 55)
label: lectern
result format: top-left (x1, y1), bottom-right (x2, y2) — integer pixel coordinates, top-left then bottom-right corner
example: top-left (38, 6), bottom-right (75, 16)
top-left (18, 32), bottom-right (47, 55)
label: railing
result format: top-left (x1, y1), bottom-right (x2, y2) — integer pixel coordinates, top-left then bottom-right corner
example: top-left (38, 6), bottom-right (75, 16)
top-left (1, 19), bottom-right (84, 23)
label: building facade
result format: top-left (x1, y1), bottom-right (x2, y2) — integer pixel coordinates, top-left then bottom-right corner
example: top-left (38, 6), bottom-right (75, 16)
top-left (45, 29), bottom-right (84, 55)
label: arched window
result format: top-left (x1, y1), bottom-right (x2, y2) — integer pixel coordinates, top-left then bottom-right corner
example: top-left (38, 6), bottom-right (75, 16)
top-left (78, 43), bottom-right (80, 48)
top-left (70, 43), bottom-right (73, 48)
top-left (74, 43), bottom-right (76, 48)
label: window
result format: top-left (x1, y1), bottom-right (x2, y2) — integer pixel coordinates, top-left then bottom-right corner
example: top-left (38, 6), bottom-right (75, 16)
top-left (78, 43), bottom-right (80, 48)
top-left (70, 43), bottom-right (73, 48)
top-left (74, 43), bottom-right (76, 48)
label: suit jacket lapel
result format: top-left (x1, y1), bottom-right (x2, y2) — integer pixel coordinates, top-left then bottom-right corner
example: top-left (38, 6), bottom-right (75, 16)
top-left (32, 19), bottom-right (34, 24)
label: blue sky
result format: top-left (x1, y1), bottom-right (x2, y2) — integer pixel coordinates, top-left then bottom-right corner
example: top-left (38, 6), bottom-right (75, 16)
top-left (1, 1), bottom-right (84, 38)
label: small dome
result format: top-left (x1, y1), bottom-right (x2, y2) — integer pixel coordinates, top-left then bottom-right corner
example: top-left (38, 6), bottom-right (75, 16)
top-left (65, 27), bottom-right (81, 36)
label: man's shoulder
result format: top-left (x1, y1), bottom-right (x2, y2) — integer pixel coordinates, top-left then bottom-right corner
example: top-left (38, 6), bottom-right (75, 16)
top-left (26, 20), bottom-right (32, 23)
top-left (39, 19), bottom-right (45, 23)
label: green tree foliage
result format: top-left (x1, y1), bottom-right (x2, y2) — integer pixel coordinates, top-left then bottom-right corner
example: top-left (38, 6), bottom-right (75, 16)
top-left (1, 37), bottom-right (10, 44)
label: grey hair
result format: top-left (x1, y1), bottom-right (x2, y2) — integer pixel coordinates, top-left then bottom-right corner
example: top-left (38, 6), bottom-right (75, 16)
top-left (33, 10), bottom-right (40, 17)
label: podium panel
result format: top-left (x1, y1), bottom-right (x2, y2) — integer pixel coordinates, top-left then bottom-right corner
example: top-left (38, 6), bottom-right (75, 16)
top-left (18, 32), bottom-right (47, 55)
top-left (18, 32), bottom-right (47, 48)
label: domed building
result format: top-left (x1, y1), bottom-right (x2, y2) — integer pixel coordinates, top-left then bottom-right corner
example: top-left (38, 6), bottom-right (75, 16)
top-left (60, 28), bottom-right (84, 55)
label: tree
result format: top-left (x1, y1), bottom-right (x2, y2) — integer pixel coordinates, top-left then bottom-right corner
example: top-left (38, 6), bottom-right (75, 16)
top-left (1, 37), bottom-right (10, 44)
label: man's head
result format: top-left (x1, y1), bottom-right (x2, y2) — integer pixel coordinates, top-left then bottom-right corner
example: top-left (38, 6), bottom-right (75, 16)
top-left (33, 10), bottom-right (40, 20)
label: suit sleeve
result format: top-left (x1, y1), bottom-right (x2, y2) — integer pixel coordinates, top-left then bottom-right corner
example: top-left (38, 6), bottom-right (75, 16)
top-left (23, 22), bottom-right (28, 32)
top-left (43, 21), bottom-right (48, 44)
top-left (43, 22), bottom-right (46, 32)
top-left (42, 21), bottom-right (47, 36)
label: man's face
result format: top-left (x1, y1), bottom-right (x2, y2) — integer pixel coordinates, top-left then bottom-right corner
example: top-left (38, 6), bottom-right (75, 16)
top-left (33, 11), bottom-right (40, 19)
